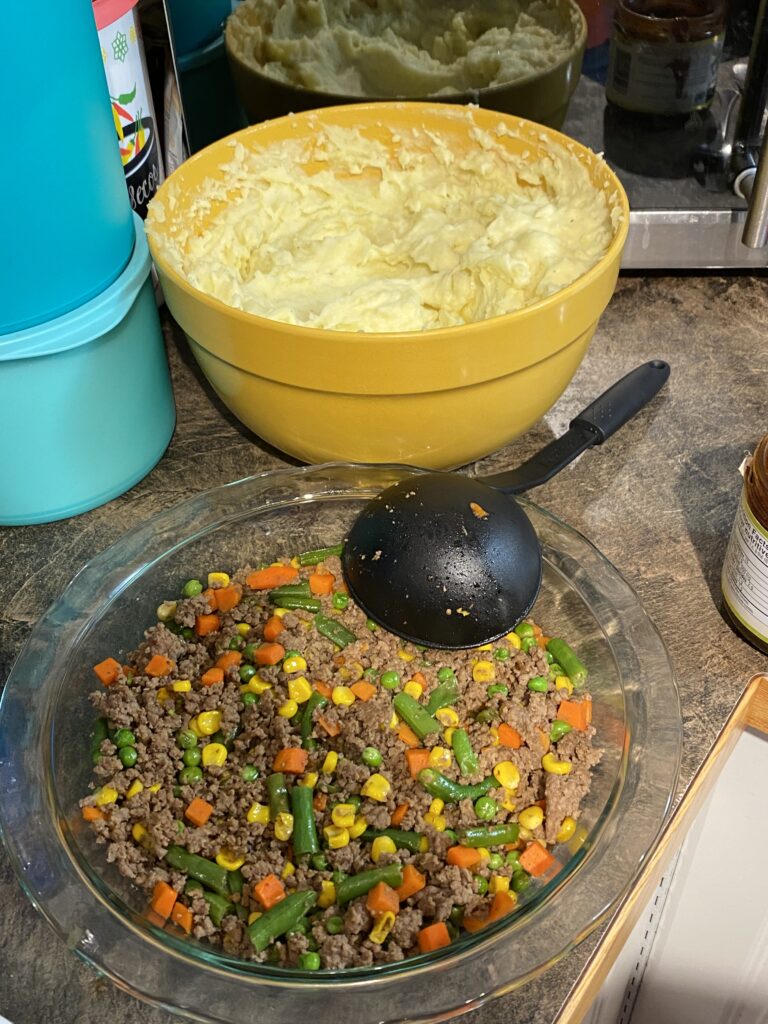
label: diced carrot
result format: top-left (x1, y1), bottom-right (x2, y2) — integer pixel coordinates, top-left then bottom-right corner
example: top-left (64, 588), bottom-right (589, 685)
top-left (246, 565), bottom-right (299, 590)
top-left (145, 654), bottom-right (175, 677)
top-left (350, 680), bottom-right (376, 702)
top-left (185, 796), bottom-right (214, 827)
top-left (391, 803), bottom-right (409, 827)
top-left (263, 615), bottom-right (285, 643)
top-left (314, 680), bottom-right (333, 700)
top-left (410, 671), bottom-right (427, 687)
top-left (446, 846), bottom-right (481, 869)
top-left (397, 722), bottom-right (420, 748)
top-left (317, 715), bottom-right (341, 737)
top-left (538, 634), bottom-right (551, 649)
top-left (195, 613), bottom-right (221, 637)
top-left (151, 880), bottom-right (178, 922)
top-left (253, 873), bottom-right (286, 910)
top-left (497, 723), bottom-right (523, 749)
top-left (309, 571), bottom-right (335, 596)
top-left (201, 667), bottom-right (224, 687)
top-left (518, 841), bottom-right (556, 877)
top-left (145, 908), bottom-right (167, 928)
top-left (212, 583), bottom-right (243, 612)
top-left (537, 728), bottom-right (551, 753)
top-left (417, 921), bottom-right (451, 953)
top-left (202, 588), bottom-right (217, 606)
top-left (366, 881), bottom-right (400, 915)
top-left (396, 864), bottom-right (425, 900)
top-left (215, 651), bottom-right (242, 670)
top-left (461, 913), bottom-right (487, 934)
top-left (170, 901), bottom-right (193, 934)
top-left (531, 622), bottom-right (543, 638)
top-left (93, 657), bottom-right (121, 686)
top-left (255, 643), bottom-right (285, 666)
top-left (273, 747), bottom-right (309, 774)
top-left (557, 700), bottom-right (590, 731)
top-left (313, 791), bottom-right (328, 812)
top-left (405, 748), bottom-right (430, 779)
top-left (488, 890), bottom-right (517, 921)
top-left (82, 806), bottom-right (106, 822)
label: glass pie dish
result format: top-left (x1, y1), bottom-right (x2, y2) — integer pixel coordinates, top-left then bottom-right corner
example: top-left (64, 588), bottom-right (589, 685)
top-left (0, 463), bottom-right (682, 1024)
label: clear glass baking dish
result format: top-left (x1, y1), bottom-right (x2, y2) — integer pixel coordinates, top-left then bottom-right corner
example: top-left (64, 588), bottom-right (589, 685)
top-left (0, 463), bottom-right (682, 1024)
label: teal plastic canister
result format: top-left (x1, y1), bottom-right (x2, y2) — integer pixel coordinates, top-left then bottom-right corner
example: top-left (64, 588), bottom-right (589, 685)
top-left (3, 1), bottom-right (135, 334)
top-left (0, 216), bottom-right (176, 525)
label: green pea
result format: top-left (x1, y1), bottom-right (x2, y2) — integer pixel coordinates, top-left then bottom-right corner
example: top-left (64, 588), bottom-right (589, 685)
top-left (326, 916), bottom-right (344, 935)
top-left (332, 592), bottom-right (349, 610)
top-left (243, 643), bottom-right (260, 662)
top-left (346, 795), bottom-right (362, 811)
top-left (305, 936), bottom-right (319, 953)
top-left (550, 719), bottom-right (573, 743)
top-left (545, 650), bottom-right (555, 664)
top-left (522, 636), bottom-right (538, 654)
top-left (179, 766), bottom-right (203, 785)
top-left (363, 667), bottom-right (377, 679)
top-left (486, 684), bottom-right (509, 698)
top-left (239, 664), bottom-right (257, 683)
top-left (366, 619), bottom-right (379, 632)
top-left (437, 667), bottom-right (456, 682)
top-left (119, 746), bottom-right (138, 768)
top-left (331, 870), bottom-right (348, 886)
top-left (173, 785), bottom-right (183, 798)
top-left (183, 748), bottom-right (202, 767)
top-left (362, 746), bottom-right (382, 767)
top-left (311, 853), bottom-right (328, 871)
top-left (448, 905), bottom-right (464, 927)
top-left (182, 579), bottom-right (203, 598)
top-left (494, 647), bottom-right (509, 661)
top-left (113, 728), bottom-right (136, 749)
top-left (284, 649), bottom-right (301, 660)
top-left (474, 796), bottom-right (497, 820)
top-left (487, 853), bottom-right (504, 870)
top-left (380, 670), bottom-right (400, 690)
top-left (505, 851), bottom-right (521, 870)
top-left (242, 691), bottom-right (258, 707)
top-left (181, 627), bottom-right (194, 640)
top-left (446, 921), bottom-right (459, 941)
top-left (514, 622), bottom-right (535, 638)
top-left (527, 676), bottom-right (548, 693)
top-left (175, 820), bottom-right (186, 833)
top-left (475, 708), bottom-right (498, 725)
top-left (444, 828), bottom-right (458, 843)
top-left (288, 920), bottom-right (308, 936)
top-left (549, 663), bottom-right (564, 677)
top-left (241, 764), bottom-right (259, 782)
top-left (166, 620), bottom-right (182, 635)
top-left (512, 870), bottom-right (531, 893)
top-left (176, 729), bottom-right (198, 750)
top-left (228, 636), bottom-right (243, 650)
top-left (473, 874), bottom-right (489, 895)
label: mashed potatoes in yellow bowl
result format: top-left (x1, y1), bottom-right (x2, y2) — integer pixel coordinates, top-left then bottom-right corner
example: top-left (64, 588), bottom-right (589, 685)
top-left (146, 103), bottom-right (628, 467)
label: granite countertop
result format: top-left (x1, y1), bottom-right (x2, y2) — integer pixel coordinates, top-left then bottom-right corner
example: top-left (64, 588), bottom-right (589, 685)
top-left (1, 273), bottom-right (766, 1024)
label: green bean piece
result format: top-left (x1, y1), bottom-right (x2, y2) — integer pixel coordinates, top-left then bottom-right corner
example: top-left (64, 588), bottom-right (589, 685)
top-left (248, 890), bottom-right (318, 952)
top-left (335, 864), bottom-right (403, 905)
top-left (424, 676), bottom-right (460, 715)
top-left (227, 868), bottom-right (245, 896)
top-left (315, 614), bottom-right (358, 649)
top-left (291, 785), bottom-right (320, 857)
top-left (298, 544), bottom-right (344, 566)
top-left (301, 691), bottom-right (328, 748)
top-left (392, 693), bottom-right (441, 740)
top-left (311, 853), bottom-right (328, 871)
top-left (204, 891), bottom-right (236, 927)
top-left (269, 593), bottom-right (322, 613)
top-left (474, 708), bottom-right (498, 725)
top-left (361, 828), bottom-right (425, 854)
top-left (417, 769), bottom-right (496, 805)
top-left (90, 718), bottom-right (108, 765)
top-left (457, 823), bottom-right (520, 848)
top-left (451, 728), bottom-right (479, 776)
top-left (550, 719), bottom-right (573, 743)
top-left (546, 638), bottom-right (588, 688)
top-left (267, 773), bottom-right (290, 819)
top-left (269, 581), bottom-right (312, 599)
top-left (164, 845), bottom-right (229, 896)
top-left (184, 878), bottom-right (204, 896)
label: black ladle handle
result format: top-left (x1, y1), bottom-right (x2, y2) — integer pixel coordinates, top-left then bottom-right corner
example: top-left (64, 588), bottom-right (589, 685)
top-left (481, 360), bottom-right (671, 495)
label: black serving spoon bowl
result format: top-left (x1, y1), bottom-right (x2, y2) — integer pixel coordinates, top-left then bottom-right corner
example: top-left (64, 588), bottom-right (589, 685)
top-left (342, 360), bottom-right (670, 648)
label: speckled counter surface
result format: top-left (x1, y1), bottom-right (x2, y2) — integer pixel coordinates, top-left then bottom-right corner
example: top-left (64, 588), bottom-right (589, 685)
top-left (1, 274), bottom-right (766, 1024)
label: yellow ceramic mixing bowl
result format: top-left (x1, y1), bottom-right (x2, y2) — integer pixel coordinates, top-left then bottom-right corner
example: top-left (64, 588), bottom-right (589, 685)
top-left (147, 103), bottom-right (629, 469)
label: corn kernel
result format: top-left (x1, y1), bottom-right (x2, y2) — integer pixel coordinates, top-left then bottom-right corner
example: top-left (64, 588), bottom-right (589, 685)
top-left (424, 812), bottom-right (447, 832)
top-left (321, 751), bottom-right (339, 774)
top-left (418, 835), bottom-right (429, 852)
top-left (389, 711), bottom-right (399, 729)
top-left (172, 679), bottom-right (192, 693)
top-left (397, 649), bottom-right (415, 662)
top-left (501, 794), bottom-right (517, 813)
top-left (208, 572), bottom-right (230, 588)
top-left (519, 805), bottom-right (545, 830)
top-left (156, 600), bottom-right (177, 622)
top-left (476, 847), bottom-right (490, 862)
top-left (281, 861), bottom-right (296, 880)
top-left (202, 742), bottom-right (228, 767)
top-left (148, 783), bottom-right (161, 793)
top-left (288, 676), bottom-right (313, 703)
top-left (443, 726), bottom-right (456, 745)
top-left (156, 686), bottom-right (171, 703)
top-left (247, 802), bottom-right (270, 825)
top-left (331, 803), bottom-right (356, 828)
top-left (283, 654), bottom-right (308, 674)
top-left (477, 643), bottom-right (494, 652)
top-left (95, 786), bottom-right (118, 806)
top-left (429, 798), bottom-right (445, 815)
top-left (332, 686), bottom-right (356, 707)
top-left (197, 711), bottom-right (221, 736)
top-left (274, 812), bottom-right (294, 841)
top-left (489, 874), bottom-right (510, 895)
top-left (542, 752), bottom-right (572, 775)
top-left (349, 815), bottom-right (368, 839)
top-left (554, 675), bottom-right (574, 695)
top-left (427, 747), bottom-right (452, 771)
top-left (241, 675), bottom-right (272, 695)
top-left (236, 622), bottom-right (251, 636)
top-left (290, 556), bottom-right (301, 569)
top-left (403, 680), bottom-right (423, 699)
top-left (472, 660), bottom-right (496, 683)
top-left (489, 726), bottom-right (500, 747)
top-left (188, 716), bottom-right (203, 738)
top-left (361, 773), bottom-right (390, 802)
top-left (300, 772), bottom-right (318, 789)
top-left (278, 699), bottom-right (299, 718)
top-left (273, 607), bottom-right (289, 618)
top-left (493, 761), bottom-right (520, 792)
top-left (126, 780), bottom-right (144, 799)
top-left (324, 825), bottom-right (350, 849)
top-left (435, 707), bottom-right (459, 727)
top-left (248, 911), bottom-right (263, 924)
top-left (556, 816), bottom-right (577, 844)
top-left (318, 880), bottom-right (337, 908)
top-left (215, 849), bottom-right (245, 871)
top-left (518, 826), bottom-right (532, 842)
top-left (131, 823), bottom-right (147, 842)
top-left (369, 911), bottom-right (396, 944)
top-left (371, 836), bottom-right (397, 863)
top-left (506, 632), bottom-right (522, 650)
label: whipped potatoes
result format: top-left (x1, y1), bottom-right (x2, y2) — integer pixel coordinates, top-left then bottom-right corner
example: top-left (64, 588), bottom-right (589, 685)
top-left (226, 0), bottom-right (580, 98)
top-left (147, 117), bottom-right (617, 333)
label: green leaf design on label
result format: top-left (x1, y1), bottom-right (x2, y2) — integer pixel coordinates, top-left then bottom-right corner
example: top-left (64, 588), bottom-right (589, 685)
top-left (116, 84), bottom-right (137, 105)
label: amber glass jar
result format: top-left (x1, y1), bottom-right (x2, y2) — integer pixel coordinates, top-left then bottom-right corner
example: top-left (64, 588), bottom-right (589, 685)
top-left (606, 0), bottom-right (726, 115)
top-left (721, 435), bottom-right (768, 654)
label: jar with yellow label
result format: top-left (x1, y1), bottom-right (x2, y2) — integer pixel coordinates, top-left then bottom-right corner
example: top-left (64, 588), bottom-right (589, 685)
top-left (606, 0), bottom-right (726, 116)
top-left (721, 434), bottom-right (768, 654)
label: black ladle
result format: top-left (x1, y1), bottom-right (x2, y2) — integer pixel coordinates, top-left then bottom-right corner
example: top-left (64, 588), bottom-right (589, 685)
top-left (342, 360), bottom-right (670, 649)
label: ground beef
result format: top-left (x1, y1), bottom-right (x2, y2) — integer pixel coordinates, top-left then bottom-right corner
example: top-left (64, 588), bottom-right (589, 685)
top-left (81, 551), bottom-right (601, 970)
